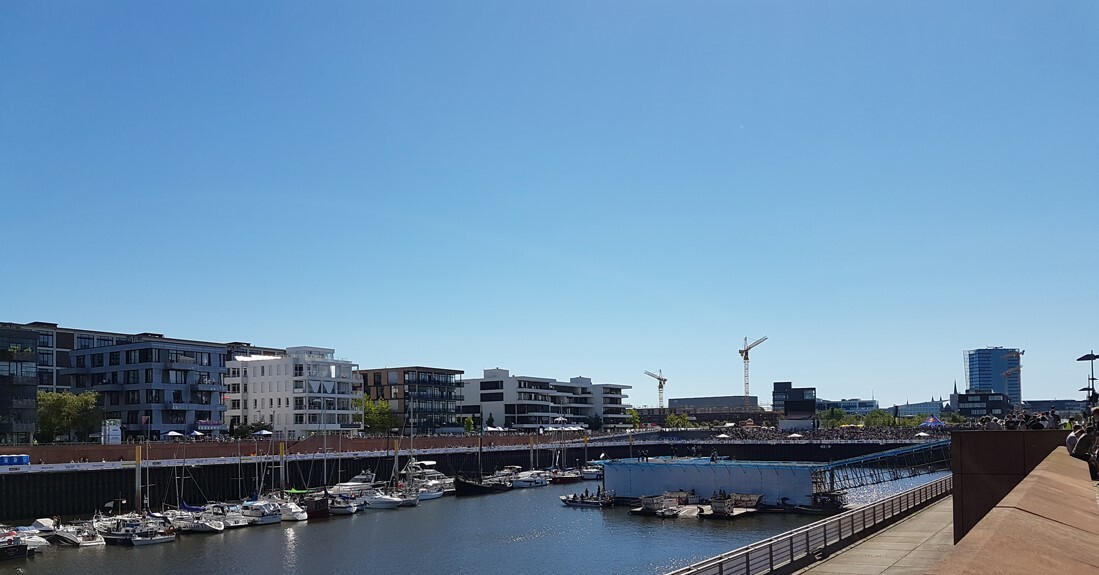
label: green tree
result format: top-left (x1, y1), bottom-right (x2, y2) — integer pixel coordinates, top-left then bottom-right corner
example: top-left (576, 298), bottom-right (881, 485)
top-left (665, 413), bottom-right (692, 428)
top-left (230, 421), bottom-right (274, 439)
top-left (486, 413), bottom-right (495, 428)
top-left (353, 397), bottom-right (399, 432)
top-left (817, 407), bottom-right (848, 428)
top-left (863, 409), bottom-right (894, 427)
top-left (586, 414), bottom-right (603, 432)
top-left (943, 411), bottom-right (966, 424)
top-left (463, 416), bottom-right (475, 434)
top-left (36, 391), bottom-right (100, 442)
top-left (627, 409), bottom-right (641, 429)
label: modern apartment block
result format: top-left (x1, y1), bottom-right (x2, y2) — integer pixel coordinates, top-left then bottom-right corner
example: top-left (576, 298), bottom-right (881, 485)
top-left (357, 366), bottom-right (465, 434)
top-left (225, 347), bottom-right (361, 440)
top-left (460, 368), bottom-right (632, 432)
top-left (956, 391), bottom-right (1011, 419)
top-left (63, 334), bottom-right (242, 439)
top-left (965, 346), bottom-right (1023, 406)
top-left (0, 324), bottom-right (38, 444)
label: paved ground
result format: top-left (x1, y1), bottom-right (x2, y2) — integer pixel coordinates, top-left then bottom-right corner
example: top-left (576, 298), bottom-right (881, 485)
top-left (792, 496), bottom-right (953, 575)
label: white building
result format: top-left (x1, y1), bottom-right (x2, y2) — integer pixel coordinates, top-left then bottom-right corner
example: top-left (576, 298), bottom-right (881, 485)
top-left (225, 346), bottom-right (361, 440)
top-left (461, 368), bottom-right (632, 432)
top-left (893, 399), bottom-right (944, 419)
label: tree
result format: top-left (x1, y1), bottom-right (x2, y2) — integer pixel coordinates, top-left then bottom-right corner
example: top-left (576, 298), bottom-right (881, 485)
top-left (352, 397), bottom-right (399, 432)
top-left (230, 421), bottom-right (274, 439)
top-left (586, 415), bottom-right (603, 432)
top-left (627, 409), bottom-right (641, 429)
top-left (863, 409), bottom-right (894, 428)
top-left (817, 407), bottom-right (848, 428)
top-left (36, 391), bottom-right (99, 443)
top-left (665, 413), bottom-right (691, 428)
top-left (463, 416), bottom-right (475, 434)
top-left (486, 413), bottom-right (495, 428)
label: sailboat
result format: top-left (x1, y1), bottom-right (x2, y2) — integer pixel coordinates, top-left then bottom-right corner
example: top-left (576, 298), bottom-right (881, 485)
top-left (454, 424), bottom-right (512, 496)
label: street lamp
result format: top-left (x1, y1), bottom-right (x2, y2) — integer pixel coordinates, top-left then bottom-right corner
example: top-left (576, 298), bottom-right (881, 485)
top-left (1078, 352), bottom-right (1098, 411)
top-left (312, 396), bottom-right (335, 485)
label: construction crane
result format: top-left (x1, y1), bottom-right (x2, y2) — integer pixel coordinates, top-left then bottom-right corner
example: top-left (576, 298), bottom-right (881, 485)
top-left (738, 336), bottom-right (767, 408)
top-left (644, 370), bottom-right (667, 409)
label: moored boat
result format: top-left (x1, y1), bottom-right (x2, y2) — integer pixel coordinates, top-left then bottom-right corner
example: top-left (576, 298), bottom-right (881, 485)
top-left (52, 521), bottom-right (106, 546)
top-left (453, 475), bottom-right (512, 496)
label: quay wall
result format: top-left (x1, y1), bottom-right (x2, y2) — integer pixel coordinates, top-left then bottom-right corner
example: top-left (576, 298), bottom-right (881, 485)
top-left (0, 439), bottom-right (914, 521)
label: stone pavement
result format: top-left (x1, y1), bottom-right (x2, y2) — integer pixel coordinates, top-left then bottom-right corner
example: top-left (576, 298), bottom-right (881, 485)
top-left (792, 496), bottom-right (954, 575)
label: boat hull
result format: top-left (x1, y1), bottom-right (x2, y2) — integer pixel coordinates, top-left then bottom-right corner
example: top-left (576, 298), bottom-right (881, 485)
top-left (453, 476), bottom-right (511, 496)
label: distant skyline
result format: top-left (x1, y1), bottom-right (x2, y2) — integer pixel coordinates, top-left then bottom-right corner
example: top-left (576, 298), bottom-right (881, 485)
top-left (3, 1), bottom-right (1097, 409)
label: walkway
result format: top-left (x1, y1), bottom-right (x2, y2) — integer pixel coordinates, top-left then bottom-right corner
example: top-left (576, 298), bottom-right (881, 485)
top-left (793, 495), bottom-right (953, 575)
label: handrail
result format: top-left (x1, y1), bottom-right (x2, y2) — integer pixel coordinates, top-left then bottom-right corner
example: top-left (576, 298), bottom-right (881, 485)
top-left (665, 475), bottom-right (953, 575)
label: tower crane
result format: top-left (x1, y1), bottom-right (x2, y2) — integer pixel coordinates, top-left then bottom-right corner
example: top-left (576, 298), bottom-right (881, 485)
top-left (738, 336), bottom-right (767, 408)
top-left (644, 370), bottom-right (667, 410)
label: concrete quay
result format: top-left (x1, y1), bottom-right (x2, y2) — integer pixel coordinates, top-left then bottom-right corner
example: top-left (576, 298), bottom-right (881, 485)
top-left (796, 430), bottom-right (1096, 575)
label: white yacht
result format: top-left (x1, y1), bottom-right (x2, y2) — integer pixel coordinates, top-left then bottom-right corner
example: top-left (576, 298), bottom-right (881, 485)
top-left (207, 503), bottom-right (251, 529)
top-left (240, 501), bottom-right (282, 525)
top-left (511, 470), bottom-right (550, 488)
top-left (51, 521), bottom-right (105, 547)
top-left (361, 489), bottom-right (403, 510)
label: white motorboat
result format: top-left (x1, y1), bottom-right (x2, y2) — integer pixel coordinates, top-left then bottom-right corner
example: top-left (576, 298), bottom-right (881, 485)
top-left (207, 503), bottom-right (251, 529)
top-left (329, 470), bottom-right (376, 497)
top-left (328, 496), bottom-right (358, 515)
top-left (580, 465), bottom-right (604, 480)
top-left (164, 509), bottom-right (225, 533)
top-left (240, 501), bottom-right (282, 525)
top-left (511, 470), bottom-right (549, 488)
top-left (401, 459), bottom-right (455, 495)
top-left (361, 489), bottom-right (403, 510)
top-left (416, 484), bottom-right (446, 501)
top-left (51, 521), bottom-right (105, 547)
top-left (130, 526), bottom-right (176, 546)
top-left (277, 499), bottom-right (309, 521)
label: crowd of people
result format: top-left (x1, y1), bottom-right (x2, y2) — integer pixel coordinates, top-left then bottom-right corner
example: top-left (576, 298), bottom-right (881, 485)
top-left (1066, 407), bottom-right (1099, 479)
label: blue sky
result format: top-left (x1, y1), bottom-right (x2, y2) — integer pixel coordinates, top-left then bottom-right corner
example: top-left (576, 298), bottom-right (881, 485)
top-left (3, 1), bottom-right (1097, 409)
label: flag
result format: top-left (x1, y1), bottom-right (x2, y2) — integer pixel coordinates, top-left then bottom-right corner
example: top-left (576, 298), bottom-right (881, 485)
top-left (140, 416), bottom-right (150, 424)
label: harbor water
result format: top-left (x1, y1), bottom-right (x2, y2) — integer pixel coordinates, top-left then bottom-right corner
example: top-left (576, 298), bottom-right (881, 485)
top-left (9, 472), bottom-right (949, 575)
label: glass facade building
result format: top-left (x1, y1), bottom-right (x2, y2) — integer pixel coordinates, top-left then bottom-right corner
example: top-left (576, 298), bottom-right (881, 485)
top-left (965, 347), bottom-right (1022, 406)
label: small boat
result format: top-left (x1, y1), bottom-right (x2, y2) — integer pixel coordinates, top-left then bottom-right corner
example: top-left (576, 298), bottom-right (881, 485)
top-left (416, 484), bottom-right (446, 501)
top-left (294, 492), bottom-right (330, 519)
top-left (328, 496), bottom-right (358, 515)
top-left (130, 526), bottom-right (176, 546)
top-left (655, 507), bottom-right (681, 518)
top-left (549, 469), bottom-right (583, 485)
top-left (580, 465), bottom-right (604, 480)
top-left (559, 493), bottom-right (614, 508)
top-left (629, 493), bottom-right (684, 516)
top-left (240, 501), bottom-right (282, 525)
top-left (511, 470), bottom-right (549, 488)
top-left (95, 514), bottom-right (176, 545)
top-left (164, 509), bottom-right (225, 533)
top-left (3, 526), bottom-right (50, 552)
top-left (0, 535), bottom-right (34, 560)
top-left (52, 521), bottom-right (106, 546)
top-left (361, 489), bottom-right (403, 510)
top-left (794, 491), bottom-right (847, 515)
top-left (207, 503), bottom-right (251, 528)
top-left (277, 498), bottom-right (310, 521)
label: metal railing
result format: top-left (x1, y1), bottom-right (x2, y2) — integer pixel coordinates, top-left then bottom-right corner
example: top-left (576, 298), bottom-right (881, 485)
top-left (666, 475), bottom-right (953, 575)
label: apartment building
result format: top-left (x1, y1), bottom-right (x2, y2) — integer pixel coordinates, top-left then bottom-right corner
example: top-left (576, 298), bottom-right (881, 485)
top-left (460, 368), bottom-right (632, 432)
top-left (225, 347), bottom-right (361, 439)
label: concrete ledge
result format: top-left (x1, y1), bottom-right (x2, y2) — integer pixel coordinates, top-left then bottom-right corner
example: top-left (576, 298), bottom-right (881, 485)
top-left (938, 448), bottom-right (1099, 574)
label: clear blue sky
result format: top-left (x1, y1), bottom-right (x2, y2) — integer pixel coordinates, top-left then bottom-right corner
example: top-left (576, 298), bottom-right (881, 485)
top-left (3, 1), bottom-right (1097, 409)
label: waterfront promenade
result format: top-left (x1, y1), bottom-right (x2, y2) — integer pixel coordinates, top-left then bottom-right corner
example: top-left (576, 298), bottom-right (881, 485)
top-left (793, 496), bottom-right (953, 575)
top-left (803, 437), bottom-right (1099, 575)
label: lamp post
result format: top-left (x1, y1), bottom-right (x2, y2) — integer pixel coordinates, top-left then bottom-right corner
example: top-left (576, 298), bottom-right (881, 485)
top-left (1078, 352), bottom-right (1098, 414)
top-left (313, 396), bottom-right (334, 485)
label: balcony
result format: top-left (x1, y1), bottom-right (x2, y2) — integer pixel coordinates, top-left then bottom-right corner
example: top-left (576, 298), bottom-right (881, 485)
top-left (191, 381), bottom-right (227, 392)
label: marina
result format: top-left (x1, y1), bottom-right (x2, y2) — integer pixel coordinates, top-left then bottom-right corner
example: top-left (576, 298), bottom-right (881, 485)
top-left (0, 470), bottom-right (949, 575)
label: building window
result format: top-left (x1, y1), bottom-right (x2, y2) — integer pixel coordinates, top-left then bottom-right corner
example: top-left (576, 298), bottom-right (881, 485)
top-left (37, 332), bottom-right (54, 348)
top-left (125, 349), bottom-right (140, 364)
top-left (480, 392), bottom-right (504, 402)
top-left (92, 354), bottom-right (104, 368)
top-left (96, 337), bottom-right (114, 347)
top-left (109, 352), bottom-right (120, 366)
top-left (37, 351), bottom-right (54, 367)
top-left (146, 389), bottom-right (161, 403)
top-left (125, 370), bottom-right (139, 384)
top-left (75, 355), bottom-right (85, 368)
top-left (76, 334), bottom-right (94, 349)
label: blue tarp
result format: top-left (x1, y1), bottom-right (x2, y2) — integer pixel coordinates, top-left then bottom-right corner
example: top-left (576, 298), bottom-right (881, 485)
top-left (919, 415), bottom-right (945, 427)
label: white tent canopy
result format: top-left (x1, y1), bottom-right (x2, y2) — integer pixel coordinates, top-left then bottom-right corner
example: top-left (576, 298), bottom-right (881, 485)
top-left (715, 434), bottom-right (731, 439)
top-left (189, 430), bottom-right (205, 436)
top-left (786, 433), bottom-right (804, 438)
top-left (165, 431), bottom-right (184, 437)
top-left (252, 429), bottom-right (273, 436)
